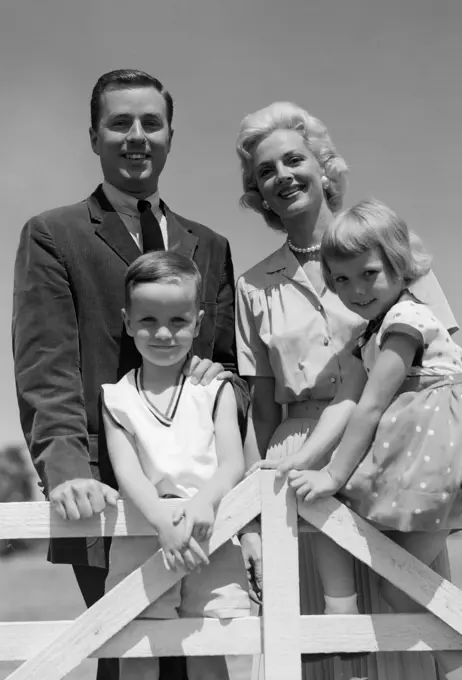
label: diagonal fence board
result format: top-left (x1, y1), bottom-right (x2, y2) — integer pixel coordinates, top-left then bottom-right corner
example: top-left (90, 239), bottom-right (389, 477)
top-left (297, 494), bottom-right (462, 637)
top-left (4, 468), bottom-right (462, 672)
top-left (3, 613), bottom-right (462, 660)
top-left (5, 472), bottom-right (261, 680)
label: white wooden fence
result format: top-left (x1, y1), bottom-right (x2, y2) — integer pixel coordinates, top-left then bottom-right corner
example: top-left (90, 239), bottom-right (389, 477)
top-left (1, 470), bottom-right (462, 680)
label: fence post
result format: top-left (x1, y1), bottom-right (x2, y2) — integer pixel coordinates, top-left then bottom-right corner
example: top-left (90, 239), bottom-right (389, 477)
top-left (261, 471), bottom-right (301, 680)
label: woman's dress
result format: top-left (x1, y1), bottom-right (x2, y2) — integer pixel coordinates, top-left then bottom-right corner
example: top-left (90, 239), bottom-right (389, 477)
top-left (236, 243), bottom-right (456, 680)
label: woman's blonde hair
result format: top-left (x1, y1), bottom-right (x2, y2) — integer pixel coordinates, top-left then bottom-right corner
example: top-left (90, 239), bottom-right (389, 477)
top-left (320, 199), bottom-right (432, 291)
top-left (236, 102), bottom-right (348, 232)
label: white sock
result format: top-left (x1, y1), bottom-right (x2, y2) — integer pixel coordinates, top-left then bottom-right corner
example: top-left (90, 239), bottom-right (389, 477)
top-left (324, 593), bottom-right (359, 615)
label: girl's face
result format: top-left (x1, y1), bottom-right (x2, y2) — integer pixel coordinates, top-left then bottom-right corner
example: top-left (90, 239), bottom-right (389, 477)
top-left (327, 248), bottom-right (404, 320)
top-left (252, 129), bottom-right (324, 224)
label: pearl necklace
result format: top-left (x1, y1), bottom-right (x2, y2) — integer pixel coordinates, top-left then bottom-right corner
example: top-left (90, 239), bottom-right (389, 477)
top-left (287, 239), bottom-right (321, 255)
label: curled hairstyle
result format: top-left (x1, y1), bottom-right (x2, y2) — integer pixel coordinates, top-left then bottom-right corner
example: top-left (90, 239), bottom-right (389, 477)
top-left (321, 199), bottom-right (432, 291)
top-left (125, 251), bottom-right (202, 310)
top-left (90, 69), bottom-right (174, 131)
top-left (236, 102), bottom-right (348, 232)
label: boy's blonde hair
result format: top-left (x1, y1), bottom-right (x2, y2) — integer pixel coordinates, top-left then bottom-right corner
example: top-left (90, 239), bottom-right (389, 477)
top-left (321, 199), bottom-right (432, 291)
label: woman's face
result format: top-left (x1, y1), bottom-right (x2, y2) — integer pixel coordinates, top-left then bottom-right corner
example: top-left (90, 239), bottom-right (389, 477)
top-left (252, 129), bottom-right (324, 223)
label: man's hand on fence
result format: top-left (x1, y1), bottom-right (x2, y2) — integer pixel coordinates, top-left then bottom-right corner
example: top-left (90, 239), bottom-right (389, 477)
top-left (240, 532), bottom-right (263, 604)
top-left (49, 479), bottom-right (119, 520)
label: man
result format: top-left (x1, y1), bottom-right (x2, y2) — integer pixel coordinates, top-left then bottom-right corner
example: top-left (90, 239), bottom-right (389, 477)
top-left (12, 69), bottom-right (248, 680)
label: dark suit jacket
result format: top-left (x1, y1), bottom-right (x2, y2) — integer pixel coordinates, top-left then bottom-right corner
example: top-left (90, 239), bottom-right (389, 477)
top-left (12, 185), bottom-right (248, 567)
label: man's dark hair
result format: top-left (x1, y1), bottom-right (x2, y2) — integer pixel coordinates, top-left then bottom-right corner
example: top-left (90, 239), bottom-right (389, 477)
top-left (90, 69), bottom-right (174, 131)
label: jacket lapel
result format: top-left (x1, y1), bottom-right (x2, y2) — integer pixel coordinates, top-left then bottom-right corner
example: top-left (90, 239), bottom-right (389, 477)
top-left (164, 204), bottom-right (199, 259)
top-left (88, 185), bottom-right (142, 265)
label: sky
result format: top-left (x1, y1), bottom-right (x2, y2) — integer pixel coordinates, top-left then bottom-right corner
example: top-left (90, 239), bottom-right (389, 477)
top-left (1, 0), bottom-right (461, 447)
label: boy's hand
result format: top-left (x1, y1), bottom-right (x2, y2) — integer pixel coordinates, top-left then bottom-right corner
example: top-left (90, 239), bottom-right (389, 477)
top-left (156, 514), bottom-right (208, 571)
top-left (156, 515), bottom-right (190, 571)
top-left (287, 468), bottom-right (340, 503)
top-left (173, 497), bottom-right (216, 543)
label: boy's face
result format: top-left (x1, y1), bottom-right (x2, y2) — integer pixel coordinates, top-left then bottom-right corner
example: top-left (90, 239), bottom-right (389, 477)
top-left (123, 278), bottom-right (203, 368)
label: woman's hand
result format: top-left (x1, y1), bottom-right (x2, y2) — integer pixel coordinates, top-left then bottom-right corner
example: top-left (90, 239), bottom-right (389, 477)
top-left (275, 452), bottom-right (314, 477)
top-left (246, 459), bottom-right (280, 476)
top-left (240, 532), bottom-right (263, 604)
top-left (246, 452), bottom-right (313, 478)
top-left (287, 468), bottom-right (340, 503)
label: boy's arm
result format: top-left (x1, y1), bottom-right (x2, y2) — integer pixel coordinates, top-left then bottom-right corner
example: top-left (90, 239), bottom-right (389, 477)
top-left (103, 406), bottom-right (209, 570)
top-left (194, 382), bottom-right (245, 508)
top-left (102, 406), bottom-right (170, 529)
top-left (178, 382), bottom-right (245, 543)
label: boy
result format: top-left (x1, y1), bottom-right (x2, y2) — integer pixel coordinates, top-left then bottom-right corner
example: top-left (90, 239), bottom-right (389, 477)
top-left (102, 251), bottom-right (250, 680)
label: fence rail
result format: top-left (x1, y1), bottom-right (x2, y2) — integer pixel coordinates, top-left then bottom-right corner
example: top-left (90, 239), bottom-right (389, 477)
top-left (1, 470), bottom-right (462, 680)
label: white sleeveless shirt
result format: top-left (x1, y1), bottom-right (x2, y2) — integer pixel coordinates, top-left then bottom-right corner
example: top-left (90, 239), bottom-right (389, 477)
top-left (102, 370), bottom-right (225, 499)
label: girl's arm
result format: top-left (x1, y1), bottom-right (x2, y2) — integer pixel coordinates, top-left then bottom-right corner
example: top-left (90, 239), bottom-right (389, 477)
top-left (279, 360), bottom-right (367, 473)
top-left (244, 377), bottom-right (282, 470)
top-left (326, 333), bottom-right (419, 488)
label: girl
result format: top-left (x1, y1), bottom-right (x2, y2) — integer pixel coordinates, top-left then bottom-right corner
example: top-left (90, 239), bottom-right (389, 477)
top-left (255, 198), bottom-right (462, 679)
top-left (102, 251), bottom-right (250, 680)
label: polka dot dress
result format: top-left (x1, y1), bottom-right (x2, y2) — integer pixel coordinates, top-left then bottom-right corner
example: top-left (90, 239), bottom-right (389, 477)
top-left (339, 295), bottom-right (462, 531)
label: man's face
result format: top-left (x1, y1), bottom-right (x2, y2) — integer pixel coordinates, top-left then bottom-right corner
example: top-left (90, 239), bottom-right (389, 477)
top-left (89, 86), bottom-right (172, 198)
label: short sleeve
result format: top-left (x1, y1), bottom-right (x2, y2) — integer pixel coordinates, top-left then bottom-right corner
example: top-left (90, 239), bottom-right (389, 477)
top-left (410, 270), bottom-right (458, 334)
top-left (101, 383), bottom-right (135, 435)
top-left (378, 301), bottom-right (429, 351)
top-left (235, 277), bottom-right (273, 378)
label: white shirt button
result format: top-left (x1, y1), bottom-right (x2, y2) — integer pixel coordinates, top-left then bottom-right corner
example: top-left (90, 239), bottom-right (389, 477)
top-left (330, 377), bottom-right (336, 383)
top-left (323, 338), bottom-right (329, 346)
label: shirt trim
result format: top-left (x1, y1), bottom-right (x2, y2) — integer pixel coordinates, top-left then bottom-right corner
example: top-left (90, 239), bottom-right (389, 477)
top-left (135, 368), bottom-right (186, 427)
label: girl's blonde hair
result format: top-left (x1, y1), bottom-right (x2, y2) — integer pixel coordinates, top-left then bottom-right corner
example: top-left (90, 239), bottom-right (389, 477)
top-left (236, 102), bottom-right (348, 233)
top-left (321, 199), bottom-right (432, 291)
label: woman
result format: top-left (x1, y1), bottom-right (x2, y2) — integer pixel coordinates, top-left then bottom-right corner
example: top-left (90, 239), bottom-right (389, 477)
top-left (235, 102), bottom-right (457, 680)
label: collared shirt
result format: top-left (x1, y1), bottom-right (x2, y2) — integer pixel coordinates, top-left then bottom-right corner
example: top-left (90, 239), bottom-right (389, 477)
top-left (102, 181), bottom-right (168, 250)
top-left (236, 242), bottom-right (457, 406)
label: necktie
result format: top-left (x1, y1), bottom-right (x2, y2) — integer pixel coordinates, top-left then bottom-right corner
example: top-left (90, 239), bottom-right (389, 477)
top-left (137, 199), bottom-right (165, 252)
